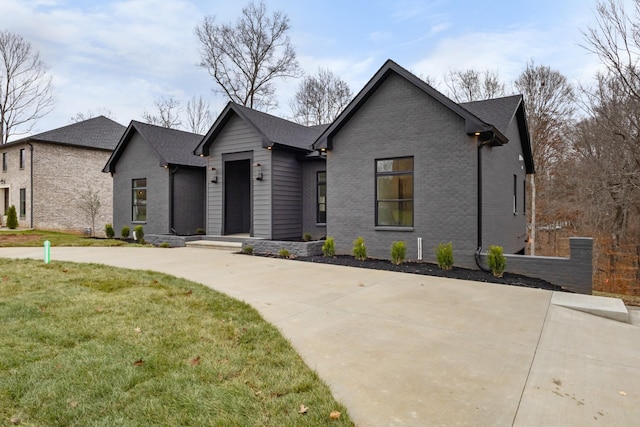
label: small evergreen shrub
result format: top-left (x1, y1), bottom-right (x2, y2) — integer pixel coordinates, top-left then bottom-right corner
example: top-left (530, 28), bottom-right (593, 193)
top-left (303, 232), bottom-right (313, 242)
top-left (278, 248), bottom-right (290, 258)
top-left (487, 245), bottom-right (506, 278)
top-left (391, 241), bottom-right (406, 265)
top-left (195, 228), bottom-right (206, 235)
top-left (6, 205), bottom-right (18, 229)
top-left (121, 226), bottom-right (130, 239)
top-left (322, 237), bottom-right (335, 257)
top-left (133, 225), bottom-right (144, 241)
top-left (242, 245), bottom-right (254, 255)
top-left (160, 242), bottom-right (171, 248)
top-left (105, 223), bottom-right (115, 239)
top-left (352, 236), bottom-right (367, 261)
top-left (435, 242), bottom-right (454, 270)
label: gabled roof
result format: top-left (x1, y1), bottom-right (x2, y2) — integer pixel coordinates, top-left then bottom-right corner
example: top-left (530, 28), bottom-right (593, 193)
top-left (103, 121), bottom-right (206, 173)
top-left (313, 59), bottom-right (508, 151)
top-left (461, 95), bottom-right (534, 173)
top-left (7, 116), bottom-right (125, 150)
top-left (194, 102), bottom-right (325, 156)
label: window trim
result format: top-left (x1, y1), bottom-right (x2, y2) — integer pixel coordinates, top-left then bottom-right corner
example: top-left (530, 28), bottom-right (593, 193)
top-left (316, 171), bottom-right (326, 224)
top-left (375, 156), bottom-right (414, 227)
top-left (132, 178), bottom-right (147, 223)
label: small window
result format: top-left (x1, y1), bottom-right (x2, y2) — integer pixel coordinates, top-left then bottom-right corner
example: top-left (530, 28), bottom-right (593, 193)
top-left (19, 149), bottom-right (25, 169)
top-left (376, 157), bottom-right (414, 227)
top-left (19, 188), bottom-right (26, 218)
top-left (317, 171), bottom-right (326, 224)
top-left (523, 179), bottom-right (526, 214)
top-left (513, 175), bottom-right (517, 215)
top-left (2, 152), bottom-right (6, 172)
top-left (132, 178), bottom-right (147, 222)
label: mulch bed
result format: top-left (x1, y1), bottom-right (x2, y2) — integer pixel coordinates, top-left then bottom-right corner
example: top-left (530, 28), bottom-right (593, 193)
top-left (293, 255), bottom-right (567, 292)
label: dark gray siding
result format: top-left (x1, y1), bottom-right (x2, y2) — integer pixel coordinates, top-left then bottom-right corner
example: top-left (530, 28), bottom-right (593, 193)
top-left (172, 167), bottom-right (205, 235)
top-left (327, 73), bottom-right (479, 267)
top-left (301, 159), bottom-right (327, 239)
top-left (481, 117), bottom-right (528, 254)
top-left (112, 132), bottom-right (169, 235)
top-left (271, 150), bottom-right (302, 240)
top-left (206, 114), bottom-right (271, 237)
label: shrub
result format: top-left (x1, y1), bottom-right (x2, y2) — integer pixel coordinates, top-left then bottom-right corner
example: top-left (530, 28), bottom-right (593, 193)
top-left (133, 225), bottom-right (144, 242)
top-left (352, 236), bottom-right (367, 261)
top-left (121, 226), bottom-right (130, 239)
top-left (242, 245), bottom-right (254, 255)
top-left (302, 232), bottom-right (313, 242)
top-left (487, 245), bottom-right (507, 278)
top-left (278, 248), bottom-right (290, 258)
top-left (435, 242), bottom-right (454, 270)
top-left (6, 205), bottom-right (18, 229)
top-left (322, 237), bottom-right (335, 257)
top-left (105, 223), bottom-right (115, 239)
top-left (391, 241), bottom-right (407, 265)
top-left (195, 228), bottom-right (206, 235)
top-left (160, 242), bottom-right (171, 248)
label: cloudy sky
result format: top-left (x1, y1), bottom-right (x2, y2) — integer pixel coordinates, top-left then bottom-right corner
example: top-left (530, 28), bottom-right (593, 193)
top-left (0, 0), bottom-right (619, 136)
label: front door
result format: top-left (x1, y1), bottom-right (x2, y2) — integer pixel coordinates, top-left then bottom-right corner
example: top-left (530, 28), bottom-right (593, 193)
top-left (224, 159), bottom-right (251, 234)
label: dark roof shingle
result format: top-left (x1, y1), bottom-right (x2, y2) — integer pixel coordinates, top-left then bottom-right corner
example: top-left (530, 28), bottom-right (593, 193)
top-left (26, 116), bottom-right (125, 150)
top-left (460, 95), bottom-right (523, 136)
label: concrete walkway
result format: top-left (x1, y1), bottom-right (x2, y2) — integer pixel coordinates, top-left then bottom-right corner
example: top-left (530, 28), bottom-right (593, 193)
top-left (2, 247), bottom-right (639, 426)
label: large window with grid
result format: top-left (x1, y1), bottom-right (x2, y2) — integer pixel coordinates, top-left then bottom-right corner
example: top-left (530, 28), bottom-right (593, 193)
top-left (132, 178), bottom-right (147, 222)
top-left (375, 157), bottom-right (414, 227)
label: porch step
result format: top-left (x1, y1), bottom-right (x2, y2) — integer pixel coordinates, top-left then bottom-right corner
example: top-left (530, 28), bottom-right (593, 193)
top-left (185, 240), bottom-right (243, 251)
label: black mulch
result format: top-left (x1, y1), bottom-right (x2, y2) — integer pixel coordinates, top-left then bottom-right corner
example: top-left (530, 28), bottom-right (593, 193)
top-left (292, 255), bottom-right (568, 292)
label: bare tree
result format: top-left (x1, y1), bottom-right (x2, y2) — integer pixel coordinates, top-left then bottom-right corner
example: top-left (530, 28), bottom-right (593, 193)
top-left (444, 69), bottom-right (506, 102)
top-left (78, 186), bottom-right (101, 237)
top-left (290, 68), bottom-right (352, 125)
top-left (514, 61), bottom-right (575, 255)
top-left (0, 30), bottom-right (54, 144)
top-left (70, 109), bottom-right (114, 123)
top-left (195, 0), bottom-right (301, 111)
top-left (142, 97), bottom-right (182, 128)
top-left (185, 95), bottom-right (214, 134)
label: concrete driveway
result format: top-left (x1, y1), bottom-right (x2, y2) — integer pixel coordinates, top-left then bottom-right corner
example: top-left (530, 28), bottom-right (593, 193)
top-left (1, 246), bottom-right (639, 426)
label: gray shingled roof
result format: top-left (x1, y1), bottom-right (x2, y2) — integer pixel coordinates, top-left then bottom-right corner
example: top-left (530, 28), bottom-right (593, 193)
top-left (195, 102), bottom-right (325, 156)
top-left (104, 121), bottom-right (206, 173)
top-left (25, 116), bottom-right (125, 150)
top-left (460, 95), bottom-right (523, 136)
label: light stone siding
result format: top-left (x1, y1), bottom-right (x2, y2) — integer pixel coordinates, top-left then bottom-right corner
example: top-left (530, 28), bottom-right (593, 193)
top-left (0, 144), bottom-right (32, 227)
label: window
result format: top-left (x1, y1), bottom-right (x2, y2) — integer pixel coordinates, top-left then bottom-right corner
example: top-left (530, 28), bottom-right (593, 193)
top-left (513, 174), bottom-right (518, 215)
top-left (2, 152), bottom-right (6, 172)
top-left (376, 157), bottom-right (414, 227)
top-left (317, 171), bottom-right (327, 224)
top-left (132, 178), bottom-right (147, 222)
top-left (523, 180), bottom-right (526, 214)
top-left (19, 188), bottom-right (26, 218)
top-left (19, 149), bottom-right (25, 169)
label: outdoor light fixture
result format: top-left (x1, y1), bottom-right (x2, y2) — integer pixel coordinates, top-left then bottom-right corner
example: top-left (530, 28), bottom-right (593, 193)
top-left (253, 163), bottom-right (263, 181)
top-left (210, 167), bottom-right (218, 183)
top-left (0, 179), bottom-right (4, 184)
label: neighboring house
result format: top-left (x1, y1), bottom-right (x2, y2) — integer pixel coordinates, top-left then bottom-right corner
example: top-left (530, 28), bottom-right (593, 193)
top-left (193, 103), bottom-right (327, 240)
top-left (103, 121), bottom-right (206, 236)
top-left (0, 116), bottom-right (125, 233)
top-left (313, 60), bottom-right (533, 268)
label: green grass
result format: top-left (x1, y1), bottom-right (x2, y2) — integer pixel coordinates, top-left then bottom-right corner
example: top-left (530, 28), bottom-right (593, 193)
top-left (0, 230), bottom-right (134, 247)
top-left (0, 258), bottom-right (352, 426)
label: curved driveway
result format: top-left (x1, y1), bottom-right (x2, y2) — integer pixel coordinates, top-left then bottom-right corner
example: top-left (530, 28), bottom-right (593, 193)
top-left (2, 246), bottom-right (639, 426)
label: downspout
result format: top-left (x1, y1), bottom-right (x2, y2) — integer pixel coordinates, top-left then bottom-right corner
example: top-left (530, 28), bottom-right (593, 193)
top-left (474, 134), bottom-right (493, 272)
top-left (27, 142), bottom-right (34, 228)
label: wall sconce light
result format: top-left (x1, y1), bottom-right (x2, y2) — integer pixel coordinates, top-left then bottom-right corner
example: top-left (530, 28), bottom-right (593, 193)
top-left (0, 178), bottom-right (4, 184)
top-left (253, 163), bottom-right (263, 181)
top-left (210, 167), bottom-right (218, 183)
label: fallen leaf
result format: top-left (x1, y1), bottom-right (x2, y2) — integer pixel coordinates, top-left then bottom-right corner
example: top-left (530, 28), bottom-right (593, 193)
top-left (2, 276), bottom-right (8, 281)
top-left (10, 416), bottom-right (20, 424)
top-left (190, 356), bottom-right (201, 366)
top-left (96, 306), bottom-right (104, 312)
top-left (69, 401), bottom-right (78, 408)
top-left (186, 290), bottom-right (193, 296)
top-left (329, 410), bottom-right (341, 419)
top-left (134, 327), bottom-right (142, 333)
top-left (153, 279), bottom-right (158, 284)
top-left (38, 306), bottom-right (46, 312)
top-left (62, 268), bottom-right (69, 273)
top-left (298, 404), bottom-right (308, 414)
top-left (619, 391), bottom-right (627, 396)
top-left (133, 359), bottom-right (144, 367)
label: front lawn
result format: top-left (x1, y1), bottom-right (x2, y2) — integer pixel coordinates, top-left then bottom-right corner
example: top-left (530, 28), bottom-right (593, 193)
top-left (0, 258), bottom-right (351, 426)
top-left (0, 230), bottom-right (131, 247)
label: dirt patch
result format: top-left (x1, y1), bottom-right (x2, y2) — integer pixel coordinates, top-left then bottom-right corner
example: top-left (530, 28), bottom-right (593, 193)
top-left (0, 233), bottom-right (42, 243)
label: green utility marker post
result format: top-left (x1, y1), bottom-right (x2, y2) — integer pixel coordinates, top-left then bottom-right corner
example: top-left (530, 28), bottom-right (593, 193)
top-left (44, 240), bottom-right (51, 264)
